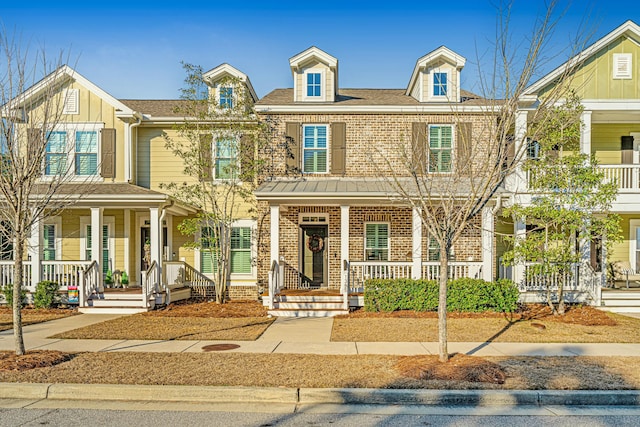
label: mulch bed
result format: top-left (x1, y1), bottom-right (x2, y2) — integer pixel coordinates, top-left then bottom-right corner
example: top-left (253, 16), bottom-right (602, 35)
top-left (0, 307), bottom-right (78, 332)
top-left (341, 304), bottom-right (617, 327)
top-left (142, 300), bottom-right (269, 318)
top-left (0, 350), bottom-right (73, 371)
top-left (395, 354), bottom-right (507, 384)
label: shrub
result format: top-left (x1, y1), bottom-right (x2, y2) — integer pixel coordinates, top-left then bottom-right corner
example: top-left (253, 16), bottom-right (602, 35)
top-left (364, 278), bottom-right (519, 313)
top-left (1, 283), bottom-right (27, 308)
top-left (34, 280), bottom-right (60, 309)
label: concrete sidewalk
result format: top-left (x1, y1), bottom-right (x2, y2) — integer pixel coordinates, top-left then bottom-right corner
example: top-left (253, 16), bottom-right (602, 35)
top-left (2, 313), bottom-right (640, 357)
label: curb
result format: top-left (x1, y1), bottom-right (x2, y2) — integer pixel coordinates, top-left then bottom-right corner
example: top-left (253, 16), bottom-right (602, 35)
top-left (1, 383), bottom-right (639, 406)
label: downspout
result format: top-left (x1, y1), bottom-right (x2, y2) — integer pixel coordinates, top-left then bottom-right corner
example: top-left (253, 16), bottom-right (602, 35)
top-left (125, 114), bottom-right (142, 183)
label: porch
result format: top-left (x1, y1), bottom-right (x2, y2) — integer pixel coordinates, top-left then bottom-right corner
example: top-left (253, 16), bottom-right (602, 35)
top-left (0, 259), bottom-right (215, 314)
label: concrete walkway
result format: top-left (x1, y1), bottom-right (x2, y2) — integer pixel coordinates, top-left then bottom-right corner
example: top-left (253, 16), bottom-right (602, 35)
top-left (2, 313), bottom-right (640, 357)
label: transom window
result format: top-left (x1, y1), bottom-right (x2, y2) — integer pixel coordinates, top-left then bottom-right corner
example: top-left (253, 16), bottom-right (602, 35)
top-left (365, 223), bottom-right (389, 261)
top-left (219, 87), bottom-right (233, 108)
top-left (303, 125), bottom-right (328, 173)
top-left (214, 138), bottom-right (238, 180)
top-left (306, 73), bottom-right (321, 97)
top-left (433, 72), bottom-right (448, 96)
top-left (429, 125), bottom-right (453, 172)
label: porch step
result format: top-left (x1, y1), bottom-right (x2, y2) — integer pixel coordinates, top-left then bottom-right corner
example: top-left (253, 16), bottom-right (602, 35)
top-left (268, 309), bottom-right (348, 317)
top-left (78, 307), bottom-right (150, 314)
top-left (90, 298), bottom-right (150, 308)
top-left (277, 301), bottom-right (345, 310)
top-left (599, 291), bottom-right (640, 313)
top-left (278, 295), bottom-right (343, 303)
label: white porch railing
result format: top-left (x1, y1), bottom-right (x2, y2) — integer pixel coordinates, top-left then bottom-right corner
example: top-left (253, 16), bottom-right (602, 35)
top-left (79, 260), bottom-right (101, 307)
top-left (519, 262), bottom-right (604, 305)
top-left (0, 260), bottom-right (32, 289)
top-left (41, 261), bottom-right (92, 289)
top-left (346, 261), bottom-right (483, 293)
top-left (142, 261), bottom-right (158, 309)
top-left (600, 164), bottom-right (640, 192)
top-left (164, 261), bottom-right (215, 300)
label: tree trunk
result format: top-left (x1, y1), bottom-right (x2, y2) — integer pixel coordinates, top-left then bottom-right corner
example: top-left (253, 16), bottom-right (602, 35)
top-left (13, 234), bottom-right (26, 356)
top-left (438, 244), bottom-right (449, 363)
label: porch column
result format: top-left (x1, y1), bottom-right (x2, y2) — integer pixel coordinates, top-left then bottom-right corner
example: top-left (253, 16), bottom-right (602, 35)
top-left (580, 110), bottom-right (592, 158)
top-left (149, 207), bottom-right (161, 268)
top-left (482, 207), bottom-right (494, 281)
top-left (90, 207), bottom-right (104, 289)
top-left (412, 207), bottom-right (422, 279)
top-left (508, 110), bottom-right (528, 192)
top-left (27, 214), bottom-right (41, 289)
top-left (513, 220), bottom-right (527, 284)
top-left (340, 205), bottom-right (350, 287)
top-left (270, 205), bottom-right (280, 266)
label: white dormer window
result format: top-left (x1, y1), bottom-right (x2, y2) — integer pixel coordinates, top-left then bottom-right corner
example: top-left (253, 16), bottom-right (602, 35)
top-left (433, 72), bottom-right (448, 96)
top-left (62, 89), bottom-right (79, 115)
top-left (304, 70), bottom-right (324, 100)
top-left (219, 86), bottom-right (233, 108)
top-left (613, 53), bottom-right (632, 79)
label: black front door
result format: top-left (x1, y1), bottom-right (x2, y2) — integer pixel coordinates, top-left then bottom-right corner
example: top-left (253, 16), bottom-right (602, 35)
top-left (301, 225), bottom-right (328, 288)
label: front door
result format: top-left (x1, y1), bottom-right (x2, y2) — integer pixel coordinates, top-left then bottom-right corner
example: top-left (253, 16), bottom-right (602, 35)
top-left (140, 227), bottom-right (168, 272)
top-left (301, 225), bottom-right (328, 288)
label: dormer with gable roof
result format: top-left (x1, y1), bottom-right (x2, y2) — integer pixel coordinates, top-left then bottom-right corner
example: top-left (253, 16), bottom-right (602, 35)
top-left (203, 63), bottom-right (258, 111)
top-left (289, 47), bottom-right (338, 103)
top-left (406, 46), bottom-right (465, 103)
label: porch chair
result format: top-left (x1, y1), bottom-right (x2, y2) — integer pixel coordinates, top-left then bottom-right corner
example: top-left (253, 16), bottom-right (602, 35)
top-left (613, 261), bottom-right (640, 289)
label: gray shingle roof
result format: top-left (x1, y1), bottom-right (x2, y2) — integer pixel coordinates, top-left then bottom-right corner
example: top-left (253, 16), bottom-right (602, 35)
top-left (119, 99), bottom-right (188, 118)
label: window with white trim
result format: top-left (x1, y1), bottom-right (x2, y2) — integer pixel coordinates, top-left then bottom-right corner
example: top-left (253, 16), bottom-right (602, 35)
top-left (214, 137), bottom-right (238, 180)
top-left (433, 72), bottom-right (448, 96)
top-left (0, 221), bottom-right (13, 261)
top-left (428, 125), bottom-right (453, 172)
top-left (219, 86), bottom-right (233, 108)
top-left (200, 225), bottom-right (254, 275)
top-left (365, 223), bottom-right (389, 261)
top-left (44, 124), bottom-right (102, 178)
top-left (85, 224), bottom-right (110, 273)
top-left (302, 125), bottom-right (328, 173)
top-left (306, 72), bottom-right (322, 97)
top-left (43, 224), bottom-right (56, 261)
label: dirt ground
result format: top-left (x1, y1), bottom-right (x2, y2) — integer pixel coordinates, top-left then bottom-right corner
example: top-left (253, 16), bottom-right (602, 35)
top-left (0, 307), bottom-right (77, 332)
top-left (332, 305), bottom-right (640, 343)
top-left (1, 351), bottom-right (639, 390)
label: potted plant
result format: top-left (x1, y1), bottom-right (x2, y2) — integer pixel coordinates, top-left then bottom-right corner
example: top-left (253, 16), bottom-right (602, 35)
top-left (105, 270), bottom-right (114, 287)
top-left (121, 271), bottom-right (129, 288)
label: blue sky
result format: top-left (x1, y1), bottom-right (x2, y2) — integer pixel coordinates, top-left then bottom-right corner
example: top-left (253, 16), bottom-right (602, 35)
top-left (1, 1), bottom-right (639, 99)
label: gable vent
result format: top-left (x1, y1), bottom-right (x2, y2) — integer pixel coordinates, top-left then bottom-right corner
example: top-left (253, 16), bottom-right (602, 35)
top-left (62, 89), bottom-right (79, 114)
top-left (613, 53), bottom-right (632, 79)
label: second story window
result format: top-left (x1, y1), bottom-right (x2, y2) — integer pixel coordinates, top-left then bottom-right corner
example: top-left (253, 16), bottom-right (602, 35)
top-left (433, 72), bottom-right (448, 97)
top-left (306, 73), bottom-right (322, 97)
top-left (219, 87), bottom-right (233, 109)
top-left (45, 131), bottom-right (67, 175)
top-left (303, 125), bottom-right (327, 173)
top-left (215, 137), bottom-right (238, 180)
top-left (429, 125), bottom-right (453, 172)
top-left (75, 131), bottom-right (98, 175)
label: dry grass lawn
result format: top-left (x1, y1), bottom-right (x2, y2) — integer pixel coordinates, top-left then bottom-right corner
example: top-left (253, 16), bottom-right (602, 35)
top-left (1, 351), bottom-right (639, 390)
top-left (50, 301), bottom-right (274, 341)
top-left (0, 307), bottom-right (77, 332)
top-left (332, 306), bottom-right (640, 343)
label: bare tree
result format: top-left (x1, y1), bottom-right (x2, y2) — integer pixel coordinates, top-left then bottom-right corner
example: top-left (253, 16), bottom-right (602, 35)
top-left (163, 64), bottom-right (275, 303)
top-left (378, 1), bottom-right (590, 362)
top-left (0, 29), bottom-right (88, 355)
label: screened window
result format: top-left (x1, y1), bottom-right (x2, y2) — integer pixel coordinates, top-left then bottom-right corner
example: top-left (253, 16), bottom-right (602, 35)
top-left (214, 138), bottom-right (238, 179)
top-left (303, 125), bottom-right (328, 173)
top-left (86, 225), bottom-right (110, 273)
top-left (365, 223), bottom-right (389, 261)
top-left (429, 125), bottom-right (453, 172)
top-left (75, 131), bottom-right (98, 175)
top-left (306, 73), bottom-right (321, 97)
top-left (219, 87), bottom-right (233, 108)
top-left (230, 227), bottom-right (252, 274)
top-left (43, 224), bottom-right (56, 261)
top-left (433, 72), bottom-right (448, 96)
top-left (45, 131), bottom-right (67, 175)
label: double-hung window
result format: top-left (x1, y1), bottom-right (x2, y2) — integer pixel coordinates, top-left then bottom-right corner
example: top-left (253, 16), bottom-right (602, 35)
top-left (219, 87), bottom-right (233, 109)
top-left (365, 223), bottom-right (389, 261)
top-left (75, 131), bottom-right (98, 175)
top-left (214, 137), bottom-right (238, 180)
top-left (200, 226), bottom-right (218, 274)
top-left (303, 125), bottom-right (328, 173)
top-left (429, 125), bottom-right (453, 172)
top-left (433, 72), bottom-right (448, 97)
top-left (43, 224), bottom-right (56, 261)
top-left (230, 227), bottom-right (252, 274)
top-left (45, 131), bottom-right (67, 175)
top-left (306, 72), bottom-right (322, 97)
top-left (85, 224), bottom-right (110, 273)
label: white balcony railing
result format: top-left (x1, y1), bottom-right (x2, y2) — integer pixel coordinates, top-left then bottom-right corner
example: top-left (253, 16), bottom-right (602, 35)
top-left (599, 164), bottom-right (640, 192)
